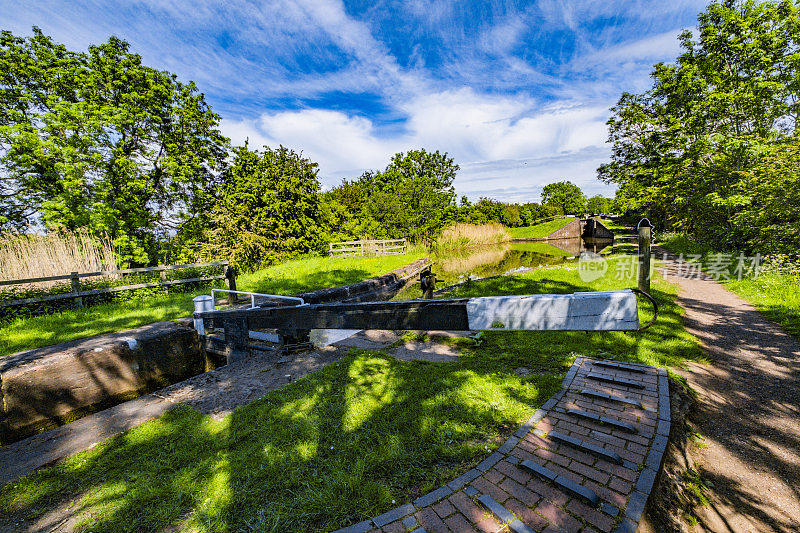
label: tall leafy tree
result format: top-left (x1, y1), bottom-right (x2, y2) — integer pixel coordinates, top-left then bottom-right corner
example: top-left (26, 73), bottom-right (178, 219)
top-left (326, 148), bottom-right (459, 242)
top-left (599, 0), bottom-right (800, 250)
top-left (0, 28), bottom-right (227, 264)
top-left (586, 195), bottom-right (613, 214)
top-left (541, 181), bottom-right (587, 215)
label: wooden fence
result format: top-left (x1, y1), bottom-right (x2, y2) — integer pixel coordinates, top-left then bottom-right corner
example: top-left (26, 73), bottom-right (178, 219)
top-left (329, 239), bottom-right (407, 257)
top-left (0, 261), bottom-right (230, 309)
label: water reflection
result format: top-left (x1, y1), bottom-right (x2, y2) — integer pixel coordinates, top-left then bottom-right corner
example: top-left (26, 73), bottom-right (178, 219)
top-left (433, 238), bottom-right (613, 285)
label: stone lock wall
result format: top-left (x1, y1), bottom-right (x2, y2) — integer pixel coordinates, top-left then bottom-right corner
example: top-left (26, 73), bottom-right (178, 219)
top-left (0, 321), bottom-right (207, 443)
top-left (546, 219), bottom-right (583, 240)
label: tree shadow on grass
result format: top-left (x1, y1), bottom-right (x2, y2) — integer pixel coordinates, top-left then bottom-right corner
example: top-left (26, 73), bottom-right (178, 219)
top-left (0, 266), bottom-right (705, 532)
top-left (0, 350), bottom-right (564, 532)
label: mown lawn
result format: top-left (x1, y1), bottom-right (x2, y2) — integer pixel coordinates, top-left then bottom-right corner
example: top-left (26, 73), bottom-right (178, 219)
top-left (508, 217), bottom-right (576, 239)
top-left (0, 252), bottom-right (425, 357)
top-left (236, 250), bottom-right (425, 295)
top-left (0, 256), bottom-right (704, 532)
top-left (660, 233), bottom-right (800, 339)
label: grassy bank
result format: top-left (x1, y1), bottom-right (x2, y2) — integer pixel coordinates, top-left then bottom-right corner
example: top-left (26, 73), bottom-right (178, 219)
top-left (0, 255), bottom-right (704, 532)
top-left (0, 252), bottom-right (425, 357)
top-left (508, 217), bottom-right (576, 239)
top-left (432, 223), bottom-right (510, 250)
top-left (660, 233), bottom-right (800, 339)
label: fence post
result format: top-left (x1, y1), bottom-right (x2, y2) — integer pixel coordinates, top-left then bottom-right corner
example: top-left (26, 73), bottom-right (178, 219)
top-left (225, 265), bottom-right (238, 304)
top-left (638, 219), bottom-right (652, 293)
top-left (70, 271), bottom-right (82, 308)
top-left (420, 269), bottom-right (435, 299)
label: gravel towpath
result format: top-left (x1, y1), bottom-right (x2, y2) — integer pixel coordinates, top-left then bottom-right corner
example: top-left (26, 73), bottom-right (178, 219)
top-left (656, 247), bottom-right (800, 532)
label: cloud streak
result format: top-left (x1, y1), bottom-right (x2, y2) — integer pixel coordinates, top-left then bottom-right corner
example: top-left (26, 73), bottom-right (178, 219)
top-left (0, 0), bottom-right (704, 200)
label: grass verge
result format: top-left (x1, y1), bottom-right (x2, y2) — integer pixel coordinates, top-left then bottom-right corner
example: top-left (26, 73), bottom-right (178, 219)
top-left (508, 217), bottom-right (576, 239)
top-left (0, 255), bottom-right (704, 532)
top-left (0, 251), bottom-right (425, 357)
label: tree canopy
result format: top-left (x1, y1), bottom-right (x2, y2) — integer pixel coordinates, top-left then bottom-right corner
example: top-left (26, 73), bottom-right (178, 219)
top-left (541, 181), bottom-right (587, 215)
top-left (204, 145), bottom-right (324, 271)
top-left (0, 28), bottom-right (227, 265)
top-left (599, 0), bottom-right (800, 252)
top-left (324, 149), bottom-right (459, 243)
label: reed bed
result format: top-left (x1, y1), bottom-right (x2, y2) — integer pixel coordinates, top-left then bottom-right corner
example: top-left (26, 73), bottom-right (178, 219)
top-left (433, 223), bottom-right (511, 251)
top-left (0, 229), bottom-right (118, 286)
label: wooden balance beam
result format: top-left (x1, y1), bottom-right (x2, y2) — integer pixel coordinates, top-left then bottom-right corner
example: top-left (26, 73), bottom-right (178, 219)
top-left (195, 289), bottom-right (656, 362)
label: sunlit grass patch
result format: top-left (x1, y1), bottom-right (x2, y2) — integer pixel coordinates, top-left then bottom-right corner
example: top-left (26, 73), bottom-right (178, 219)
top-left (236, 249), bottom-right (426, 295)
top-left (0, 251), bottom-right (426, 357)
top-left (508, 217), bottom-right (577, 239)
top-left (0, 349), bottom-right (562, 532)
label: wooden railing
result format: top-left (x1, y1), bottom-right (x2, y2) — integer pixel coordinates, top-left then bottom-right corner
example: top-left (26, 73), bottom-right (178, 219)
top-left (329, 239), bottom-right (407, 257)
top-left (0, 261), bottom-right (231, 308)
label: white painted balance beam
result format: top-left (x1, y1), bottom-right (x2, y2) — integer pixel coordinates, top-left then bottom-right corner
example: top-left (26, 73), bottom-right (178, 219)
top-left (465, 290), bottom-right (639, 331)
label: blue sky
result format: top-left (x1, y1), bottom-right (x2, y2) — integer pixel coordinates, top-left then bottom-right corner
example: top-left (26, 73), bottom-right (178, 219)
top-left (1, 0), bottom-right (706, 201)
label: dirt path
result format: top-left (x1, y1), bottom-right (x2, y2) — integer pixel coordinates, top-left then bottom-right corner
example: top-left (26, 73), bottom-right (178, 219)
top-left (656, 247), bottom-right (800, 532)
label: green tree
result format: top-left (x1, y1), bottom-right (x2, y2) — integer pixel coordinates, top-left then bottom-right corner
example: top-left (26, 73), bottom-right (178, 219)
top-left (326, 148), bottom-right (459, 242)
top-left (586, 195), bottom-right (612, 214)
top-left (0, 28), bottom-right (227, 264)
top-left (541, 181), bottom-right (587, 215)
top-left (205, 145), bottom-right (324, 271)
top-left (599, 0), bottom-right (800, 251)
top-left (734, 139), bottom-right (800, 253)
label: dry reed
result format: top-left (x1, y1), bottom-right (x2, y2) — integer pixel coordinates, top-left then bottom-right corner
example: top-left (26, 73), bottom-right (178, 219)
top-left (0, 229), bottom-right (118, 286)
top-left (433, 223), bottom-right (511, 251)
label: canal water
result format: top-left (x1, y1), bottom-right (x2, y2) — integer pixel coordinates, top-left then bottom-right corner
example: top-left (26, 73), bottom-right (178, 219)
top-left (393, 237), bottom-right (613, 300)
top-left (434, 238), bottom-right (612, 284)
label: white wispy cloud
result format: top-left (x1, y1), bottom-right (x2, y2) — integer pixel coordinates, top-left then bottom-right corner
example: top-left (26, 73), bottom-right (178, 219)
top-left (222, 87), bottom-right (612, 197)
top-left (1, 0), bottom-right (703, 201)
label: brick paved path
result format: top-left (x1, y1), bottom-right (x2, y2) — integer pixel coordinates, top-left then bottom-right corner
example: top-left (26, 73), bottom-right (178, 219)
top-left (336, 357), bottom-right (670, 533)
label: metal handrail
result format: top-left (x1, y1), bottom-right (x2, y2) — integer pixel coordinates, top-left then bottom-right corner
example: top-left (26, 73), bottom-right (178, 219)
top-left (631, 288), bottom-right (658, 331)
top-left (211, 289), bottom-right (304, 310)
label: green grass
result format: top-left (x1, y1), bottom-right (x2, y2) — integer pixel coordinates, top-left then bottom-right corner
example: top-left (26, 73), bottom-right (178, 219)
top-left (0, 251), bottom-right (426, 357)
top-left (0, 292), bottom-right (203, 357)
top-left (660, 233), bottom-right (800, 339)
top-left (0, 255), bottom-right (704, 532)
top-left (508, 217), bottom-right (576, 239)
top-left (720, 272), bottom-right (800, 338)
top-left (236, 250), bottom-right (425, 295)
top-left (598, 218), bottom-right (633, 234)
